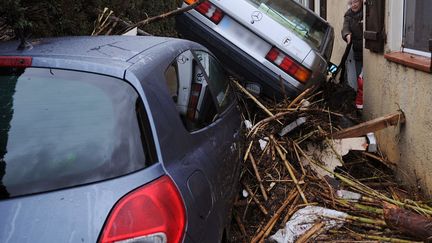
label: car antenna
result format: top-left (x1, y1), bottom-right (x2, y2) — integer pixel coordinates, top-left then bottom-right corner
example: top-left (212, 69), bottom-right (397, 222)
top-left (16, 28), bottom-right (32, 50)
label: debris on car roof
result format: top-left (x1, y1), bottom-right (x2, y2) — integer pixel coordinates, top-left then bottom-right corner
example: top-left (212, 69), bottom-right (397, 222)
top-left (229, 78), bottom-right (429, 243)
top-left (0, 19), bottom-right (14, 42)
top-left (92, 2), bottom-right (205, 36)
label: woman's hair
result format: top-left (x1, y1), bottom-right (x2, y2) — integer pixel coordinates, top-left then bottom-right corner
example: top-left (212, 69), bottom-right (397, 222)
top-left (348, 0), bottom-right (362, 9)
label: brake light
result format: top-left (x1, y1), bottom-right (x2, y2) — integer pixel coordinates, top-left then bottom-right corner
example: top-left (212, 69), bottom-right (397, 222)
top-left (185, 0), bottom-right (224, 24)
top-left (265, 47), bottom-right (311, 83)
top-left (0, 56), bottom-right (32, 68)
top-left (99, 176), bottom-right (186, 243)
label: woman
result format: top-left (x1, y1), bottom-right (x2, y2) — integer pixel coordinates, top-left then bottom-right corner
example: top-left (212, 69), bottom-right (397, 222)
top-left (341, 0), bottom-right (363, 77)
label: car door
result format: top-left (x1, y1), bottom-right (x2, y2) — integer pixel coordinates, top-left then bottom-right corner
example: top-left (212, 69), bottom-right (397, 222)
top-left (192, 50), bottom-right (242, 205)
top-left (163, 49), bottom-right (241, 242)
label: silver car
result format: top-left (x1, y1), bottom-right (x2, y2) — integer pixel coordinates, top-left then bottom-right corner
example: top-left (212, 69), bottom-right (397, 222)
top-left (177, 0), bottom-right (334, 98)
top-left (0, 36), bottom-right (241, 243)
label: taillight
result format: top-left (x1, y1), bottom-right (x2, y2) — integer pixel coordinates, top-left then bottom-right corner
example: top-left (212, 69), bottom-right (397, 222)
top-left (185, 0), bottom-right (224, 24)
top-left (265, 47), bottom-right (311, 83)
top-left (99, 176), bottom-right (186, 243)
top-left (0, 56), bottom-right (32, 68)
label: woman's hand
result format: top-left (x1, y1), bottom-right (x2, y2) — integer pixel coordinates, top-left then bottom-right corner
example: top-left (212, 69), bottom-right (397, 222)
top-left (346, 34), bottom-right (352, 44)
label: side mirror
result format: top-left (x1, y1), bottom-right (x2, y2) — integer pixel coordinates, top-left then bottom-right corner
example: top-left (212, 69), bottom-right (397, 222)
top-left (328, 62), bottom-right (338, 74)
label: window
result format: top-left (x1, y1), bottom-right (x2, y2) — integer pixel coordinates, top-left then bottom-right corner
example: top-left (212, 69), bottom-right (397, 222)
top-left (0, 68), bottom-right (151, 199)
top-left (245, 0), bottom-right (330, 50)
top-left (293, 0), bottom-right (310, 8)
top-left (384, 0), bottom-right (431, 72)
top-left (287, 0), bottom-right (327, 20)
top-left (164, 50), bottom-right (234, 132)
top-left (403, 0), bottom-right (432, 54)
top-left (193, 50), bottom-right (234, 112)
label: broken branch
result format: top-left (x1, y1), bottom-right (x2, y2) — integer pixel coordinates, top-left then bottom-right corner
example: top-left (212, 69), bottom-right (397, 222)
top-left (127, 0), bottom-right (206, 30)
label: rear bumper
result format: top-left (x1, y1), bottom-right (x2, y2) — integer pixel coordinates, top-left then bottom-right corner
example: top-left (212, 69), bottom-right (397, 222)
top-left (176, 13), bottom-right (302, 99)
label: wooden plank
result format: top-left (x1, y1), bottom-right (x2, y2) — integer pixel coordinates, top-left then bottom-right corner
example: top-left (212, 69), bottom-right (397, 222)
top-left (331, 112), bottom-right (405, 139)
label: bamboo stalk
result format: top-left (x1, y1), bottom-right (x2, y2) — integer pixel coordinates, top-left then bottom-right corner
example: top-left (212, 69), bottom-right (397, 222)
top-left (234, 212), bottom-right (248, 241)
top-left (296, 142), bottom-right (432, 216)
top-left (248, 108), bottom-right (343, 137)
top-left (345, 200), bottom-right (384, 215)
top-left (363, 152), bottom-right (397, 167)
top-left (251, 189), bottom-right (298, 243)
top-left (321, 190), bottom-right (383, 215)
top-left (261, 217), bottom-right (278, 242)
top-left (282, 194), bottom-right (301, 224)
top-left (271, 136), bottom-right (308, 204)
top-left (232, 80), bottom-right (281, 124)
top-left (249, 154), bottom-right (269, 201)
top-left (345, 215), bottom-right (386, 226)
top-left (345, 231), bottom-right (423, 243)
top-left (242, 183), bottom-right (269, 215)
top-left (295, 221), bottom-right (325, 243)
top-left (287, 87), bottom-right (314, 109)
top-left (293, 142), bottom-right (306, 175)
top-left (334, 173), bottom-right (432, 216)
top-left (305, 90), bottom-right (323, 102)
top-left (243, 140), bottom-right (254, 162)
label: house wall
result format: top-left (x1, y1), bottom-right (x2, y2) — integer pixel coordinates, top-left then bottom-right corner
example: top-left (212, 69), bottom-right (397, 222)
top-left (327, 0), bottom-right (432, 196)
top-left (326, 1), bottom-right (349, 65)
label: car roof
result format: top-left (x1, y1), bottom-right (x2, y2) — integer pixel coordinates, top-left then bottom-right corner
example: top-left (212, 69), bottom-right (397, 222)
top-left (0, 36), bottom-right (171, 62)
top-left (0, 36), bottom-right (190, 78)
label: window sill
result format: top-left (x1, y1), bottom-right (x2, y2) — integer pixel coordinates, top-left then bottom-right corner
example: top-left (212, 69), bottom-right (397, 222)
top-left (384, 52), bottom-right (431, 73)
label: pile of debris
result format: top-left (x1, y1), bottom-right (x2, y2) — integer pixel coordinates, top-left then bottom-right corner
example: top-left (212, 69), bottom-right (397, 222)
top-left (230, 80), bottom-right (432, 243)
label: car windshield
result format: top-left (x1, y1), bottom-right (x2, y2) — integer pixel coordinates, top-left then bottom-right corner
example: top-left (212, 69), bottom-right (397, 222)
top-left (0, 67), bottom-right (149, 199)
top-left (246, 0), bottom-right (329, 50)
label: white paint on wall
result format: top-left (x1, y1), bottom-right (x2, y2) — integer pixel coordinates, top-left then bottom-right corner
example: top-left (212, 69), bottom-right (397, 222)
top-left (314, 0), bottom-right (320, 15)
top-left (387, 0), bottom-right (403, 52)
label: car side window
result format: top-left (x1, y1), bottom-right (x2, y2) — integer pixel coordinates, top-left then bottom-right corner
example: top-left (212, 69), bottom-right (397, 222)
top-left (164, 50), bottom-right (218, 132)
top-left (192, 50), bottom-right (234, 113)
top-left (164, 64), bottom-right (179, 102)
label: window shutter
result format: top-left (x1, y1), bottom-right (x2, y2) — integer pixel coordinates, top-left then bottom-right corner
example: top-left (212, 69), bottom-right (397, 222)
top-left (364, 0), bottom-right (385, 53)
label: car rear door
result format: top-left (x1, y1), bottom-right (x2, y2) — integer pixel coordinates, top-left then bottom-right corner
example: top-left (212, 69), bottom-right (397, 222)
top-left (161, 49), bottom-right (242, 242)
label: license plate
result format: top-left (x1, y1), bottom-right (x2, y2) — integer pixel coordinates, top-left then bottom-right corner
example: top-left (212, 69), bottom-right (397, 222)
top-left (217, 17), bottom-right (270, 55)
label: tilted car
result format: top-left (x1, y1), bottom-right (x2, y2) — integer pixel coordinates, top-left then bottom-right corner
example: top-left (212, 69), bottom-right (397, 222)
top-left (0, 36), bottom-right (241, 243)
top-left (176, 0), bottom-right (334, 98)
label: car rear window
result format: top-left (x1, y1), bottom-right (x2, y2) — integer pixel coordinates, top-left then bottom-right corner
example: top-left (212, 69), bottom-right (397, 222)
top-left (246, 0), bottom-right (330, 50)
top-left (0, 67), bottom-right (151, 199)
